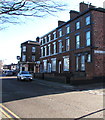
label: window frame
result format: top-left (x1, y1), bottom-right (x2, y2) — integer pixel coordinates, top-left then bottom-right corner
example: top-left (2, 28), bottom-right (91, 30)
top-left (58, 29), bottom-right (62, 37)
top-left (76, 56), bottom-right (79, 71)
top-left (81, 55), bottom-right (85, 71)
top-left (32, 46), bottom-right (36, 53)
top-left (63, 56), bottom-right (69, 71)
top-left (22, 54), bottom-right (26, 61)
top-left (58, 41), bottom-right (62, 53)
top-left (66, 25), bottom-right (70, 34)
top-left (86, 31), bottom-right (91, 46)
top-left (44, 46), bottom-right (47, 56)
top-left (22, 46), bottom-right (26, 52)
top-left (43, 60), bottom-right (47, 72)
top-left (32, 55), bottom-right (35, 61)
top-left (66, 38), bottom-right (70, 51)
top-left (53, 42), bottom-right (56, 54)
top-left (48, 34), bottom-right (51, 42)
top-left (53, 31), bottom-right (56, 40)
top-left (76, 35), bottom-right (80, 49)
top-left (87, 53), bottom-right (91, 62)
top-left (86, 16), bottom-right (90, 25)
top-left (51, 58), bottom-right (56, 71)
top-left (48, 44), bottom-right (51, 55)
top-left (76, 21), bottom-right (80, 30)
top-left (41, 47), bottom-right (43, 57)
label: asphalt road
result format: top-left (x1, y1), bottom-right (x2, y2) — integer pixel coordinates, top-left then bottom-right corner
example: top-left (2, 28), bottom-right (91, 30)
top-left (1, 76), bottom-right (105, 119)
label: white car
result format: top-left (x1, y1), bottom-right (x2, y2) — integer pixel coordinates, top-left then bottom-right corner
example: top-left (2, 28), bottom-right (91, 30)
top-left (17, 71), bottom-right (33, 81)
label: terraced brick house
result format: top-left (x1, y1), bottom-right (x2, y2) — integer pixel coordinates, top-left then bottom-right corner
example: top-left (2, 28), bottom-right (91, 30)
top-left (37, 2), bottom-right (105, 84)
top-left (20, 38), bottom-right (40, 73)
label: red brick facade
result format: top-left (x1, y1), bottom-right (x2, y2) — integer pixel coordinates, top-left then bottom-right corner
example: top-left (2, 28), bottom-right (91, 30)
top-left (20, 39), bottom-right (40, 73)
top-left (35, 2), bottom-right (105, 84)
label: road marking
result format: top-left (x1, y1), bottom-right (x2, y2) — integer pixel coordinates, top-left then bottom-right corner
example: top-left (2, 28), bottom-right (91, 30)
top-left (0, 103), bottom-right (21, 119)
top-left (0, 107), bottom-right (12, 118)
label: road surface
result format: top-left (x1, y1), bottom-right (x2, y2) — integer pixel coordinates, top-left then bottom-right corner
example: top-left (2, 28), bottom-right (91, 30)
top-left (1, 76), bottom-right (104, 119)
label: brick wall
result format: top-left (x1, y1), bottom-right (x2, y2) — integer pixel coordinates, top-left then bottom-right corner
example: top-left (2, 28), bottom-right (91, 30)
top-left (92, 11), bottom-right (105, 77)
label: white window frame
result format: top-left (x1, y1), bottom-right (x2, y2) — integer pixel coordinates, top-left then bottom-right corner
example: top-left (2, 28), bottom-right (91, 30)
top-left (51, 58), bottom-right (56, 71)
top-left (81, 55), bottom-right (85, 71)
top-left (53, 42), bottom-right (56, 54)
top-left (76, 56), bottom-right (79, 71)
top-left (58, 29), bottom-right (62, 37)
top-left (86, 31), bottom-right (91, 46)
top-left (22, 55), bottom-right (26, 61)
top-left (32, 55), bottom-right (35, 61)
top-left (44, 36), bottom-right (47, 43)
top-left (76, 21), bottom-right (80, 30)
top-left (48, 63), bottom-right (51, 73)
top-left (63, 56), bottom-right (69, 71)
top-left (32, 47), bottom-right (35, 52)
top-left (86, 16), bottom-right (90, 25)
top-left (53, 31), bottom-right (56, 40)
top-left (43, 60), bottom-right (47, 72)
top-left (59, 41), bottom-right (62, 53)
top-left (41, 47), bottom-right (43, 57)
top-left (87, 54), bottom-right (91, 62)
top-left (66, 25), bottom-right (70, 34)
top-left (44, 46), bottom-right (47, 56)
top-left (23, 46), bottom-right (26, 52)
top-left (66, 38), bottom-right (70, 51)
top-left (48, 44), bottom-right (51, 55)
top-left (76, 35), bottom-right (80, 49)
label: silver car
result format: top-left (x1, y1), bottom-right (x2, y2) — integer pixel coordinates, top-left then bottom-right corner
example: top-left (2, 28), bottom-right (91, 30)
top-left (17, 71), bottom-right (33, 81)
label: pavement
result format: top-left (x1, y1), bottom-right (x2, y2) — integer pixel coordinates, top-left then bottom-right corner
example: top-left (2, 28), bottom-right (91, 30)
top-left (33, 78), bottom-right (105, 96)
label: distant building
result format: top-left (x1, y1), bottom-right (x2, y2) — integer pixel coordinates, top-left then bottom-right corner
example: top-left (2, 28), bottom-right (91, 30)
top-left (38, 2), bottom-right (105, 84)
top-left (19, 38), bottom-right (40, 73)
top-left (3, 63), bottom-right (18, 71)
top-left (0, 60), bottom-right (3, 72)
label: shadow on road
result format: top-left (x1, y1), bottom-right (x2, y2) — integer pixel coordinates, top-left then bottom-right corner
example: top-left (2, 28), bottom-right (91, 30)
top-left (1, 77), bottom-right (105, 103)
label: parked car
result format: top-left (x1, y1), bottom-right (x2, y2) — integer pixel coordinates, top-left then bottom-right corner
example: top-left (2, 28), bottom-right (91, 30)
top-left (5, 70), bottom-right (14, 76)
top-left (17, 71), bottom-right (33, 81)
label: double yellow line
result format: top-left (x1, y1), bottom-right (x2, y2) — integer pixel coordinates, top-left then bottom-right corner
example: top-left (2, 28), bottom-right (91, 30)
top-left (0, 103), bottom-right (21, 119)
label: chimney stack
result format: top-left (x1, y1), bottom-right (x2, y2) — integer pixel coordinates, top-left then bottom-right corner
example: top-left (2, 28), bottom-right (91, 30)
top-left (36, 37), bottom-right (40, 43)
top-left (80, 2), bottom-right (95, 13)
top-left (58, 20), bottom-right (65, 26)
top-left (69, 10), bottom-right (79, 19)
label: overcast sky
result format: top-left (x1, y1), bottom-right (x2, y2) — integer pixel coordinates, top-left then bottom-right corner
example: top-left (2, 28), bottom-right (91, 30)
top-left (0, 0), bottom-right (105, 65)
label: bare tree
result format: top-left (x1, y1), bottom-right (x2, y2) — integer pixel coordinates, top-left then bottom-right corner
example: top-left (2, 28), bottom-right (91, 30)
top-left (0, 0), bottom-right (66, 24)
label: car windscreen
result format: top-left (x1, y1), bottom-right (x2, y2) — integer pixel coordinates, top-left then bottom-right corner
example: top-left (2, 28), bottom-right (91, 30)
top-left (21, 71), bottom-right (29, 74)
